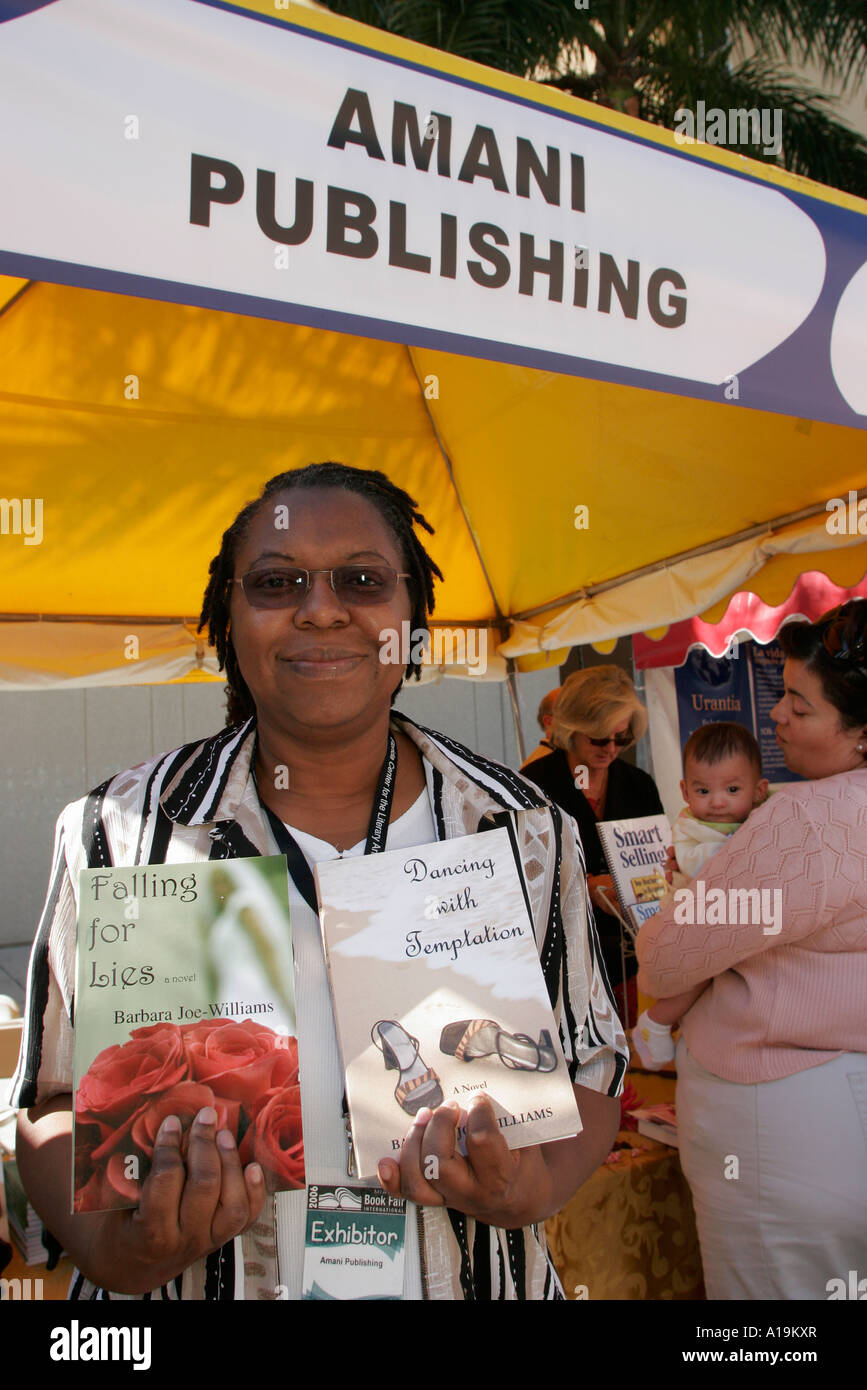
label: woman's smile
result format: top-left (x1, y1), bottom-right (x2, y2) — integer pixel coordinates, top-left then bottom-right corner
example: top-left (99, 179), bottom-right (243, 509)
top-left (278, 647), bottom-right (369, 678)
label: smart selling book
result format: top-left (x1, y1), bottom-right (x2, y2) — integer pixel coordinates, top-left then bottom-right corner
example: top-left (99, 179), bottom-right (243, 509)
top-left (596, 814), bottom-right (673, 933)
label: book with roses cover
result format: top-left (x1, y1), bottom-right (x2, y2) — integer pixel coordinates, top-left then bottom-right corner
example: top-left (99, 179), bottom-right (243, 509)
top-left (72, 857), bottom-right (304, 1213)
top-left (314, 827), bottom-right (581, 1181)
top-left (596, 814), bottom-right (672, 935)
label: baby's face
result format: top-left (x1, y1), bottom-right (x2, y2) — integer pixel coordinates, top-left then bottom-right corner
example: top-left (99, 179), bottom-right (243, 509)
top-left (681, 752), bottom-right (767, 823)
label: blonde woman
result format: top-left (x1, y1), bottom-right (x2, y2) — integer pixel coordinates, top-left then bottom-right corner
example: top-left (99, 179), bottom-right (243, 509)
top-left (522, 666), bottom-right (663, 1006)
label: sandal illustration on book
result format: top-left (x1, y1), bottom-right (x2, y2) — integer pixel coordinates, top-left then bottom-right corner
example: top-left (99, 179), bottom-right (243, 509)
top-left (440, 1019), bottom-right (558, 1073)
top-left (371, 1020), bottom-right (444, 1117)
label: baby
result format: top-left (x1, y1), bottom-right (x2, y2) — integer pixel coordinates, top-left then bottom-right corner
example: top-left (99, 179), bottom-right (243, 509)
top-left (631, 721), bottom-right (769, 1070)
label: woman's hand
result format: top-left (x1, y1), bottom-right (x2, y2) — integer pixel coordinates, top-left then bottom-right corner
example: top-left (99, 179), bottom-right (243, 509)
top-left (377, 1086), bottom-right (620, 1229)
top-left (101, 1107), bottom-right (266, 1293)
top-left (17, 1097), bottom-right (266, 1295)
top-left (377, 1098), bottom-right (554, 1228)
top-left (586, 873), bottom-right (616, 911)
top-left (663, 845), bottom-right (680, 884)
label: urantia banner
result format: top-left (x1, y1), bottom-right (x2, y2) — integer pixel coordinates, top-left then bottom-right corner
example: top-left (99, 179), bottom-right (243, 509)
top-left (1, 0), bottom-right (865, 427)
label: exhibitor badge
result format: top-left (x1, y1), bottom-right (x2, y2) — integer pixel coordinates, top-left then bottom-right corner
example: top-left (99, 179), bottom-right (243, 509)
top-left (302, 1185), bottom-right (407, 1300)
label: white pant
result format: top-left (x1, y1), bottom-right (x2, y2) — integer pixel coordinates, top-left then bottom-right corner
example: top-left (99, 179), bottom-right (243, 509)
top-left (675, 1040), bottom-right (867, 1300)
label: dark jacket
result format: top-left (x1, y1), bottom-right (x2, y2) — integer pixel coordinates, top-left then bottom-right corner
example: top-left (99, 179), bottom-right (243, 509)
top-left (521, 750), bottom-right (664, 983)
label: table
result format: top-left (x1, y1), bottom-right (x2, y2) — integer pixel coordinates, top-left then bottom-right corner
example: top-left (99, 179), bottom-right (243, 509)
top-left (545, 1071), bottom-right (704, 1300)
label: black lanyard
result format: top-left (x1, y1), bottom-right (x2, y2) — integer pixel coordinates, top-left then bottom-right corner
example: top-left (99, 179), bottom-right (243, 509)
top-left (256, 732), bottom-right (398, 912)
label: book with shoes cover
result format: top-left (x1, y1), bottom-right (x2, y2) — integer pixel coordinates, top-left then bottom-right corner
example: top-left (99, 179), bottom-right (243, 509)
top-left (595, 815), bottom-right (672, 934)
top-left (72, 857), bottom-right (304, 1213)
top-left (315, 826), bottom-right (581, 1180)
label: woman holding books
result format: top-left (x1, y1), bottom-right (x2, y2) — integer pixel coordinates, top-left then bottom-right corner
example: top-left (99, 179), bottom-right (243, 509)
top-left (637, 600), bottom-right (867, 1300)
top-left (521, 667), bottom-right (665, 1011)
top-left (13, 463), bottom-right (626, 1302)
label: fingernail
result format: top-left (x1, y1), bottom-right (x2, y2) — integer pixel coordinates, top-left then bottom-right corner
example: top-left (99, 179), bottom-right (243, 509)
top-left (412, 1107), bottom-right (432, 1126)
top-left (195, 1105), bottom-right (218, 1126)
top-left (246, 1162), bottom-right (263, 1185)
top-left (158, 1114), bottom-right (181, 1138)
top-left (443, 1101), bottom-right (460, 1112)
top-left (216, 1128), bottom-right (236, 1151)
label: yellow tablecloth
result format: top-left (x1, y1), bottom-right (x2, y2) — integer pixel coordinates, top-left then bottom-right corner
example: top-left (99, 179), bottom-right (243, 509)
top-left (546, 1102), bottom-right (704, 1301)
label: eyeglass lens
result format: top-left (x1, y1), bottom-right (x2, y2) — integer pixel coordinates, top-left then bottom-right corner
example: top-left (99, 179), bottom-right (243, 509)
top-left (241, 565), bottom-right (401, 608)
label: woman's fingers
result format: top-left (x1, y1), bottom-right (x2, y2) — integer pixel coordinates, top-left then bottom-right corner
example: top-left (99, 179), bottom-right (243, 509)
top-left (588, 873), bottom-right (615, 909)
top-left (399, 1107), bottom-right (451, 1205)
top-left (379, 1097), bottom-right (524, 1219)
top-left (462, 1096), bottom-right (514, 1197)
top-left (377, 1094), bottom-right (555, 1228)
top-left (378, 1104), bottom-right (467, 1206)
top-left (132, 1114), bottom-right (185, 1255)
top-left (178, 1106), bottom-right (224, 1236)
top-left (376, 1157), bottom-right (401, 1196)
top-left (212, 1127), bottom-right (264, 1245)
top-left (242, 1158), bottom-right (266, 1219)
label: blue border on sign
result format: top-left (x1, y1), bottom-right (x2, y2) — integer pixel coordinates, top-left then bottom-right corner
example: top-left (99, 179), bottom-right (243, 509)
top-left (0, 246), bottom-right (861, 429)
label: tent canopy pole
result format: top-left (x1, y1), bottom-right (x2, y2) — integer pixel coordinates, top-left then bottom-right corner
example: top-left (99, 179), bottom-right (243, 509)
top-left (505, 658), bottom-right (527, 764)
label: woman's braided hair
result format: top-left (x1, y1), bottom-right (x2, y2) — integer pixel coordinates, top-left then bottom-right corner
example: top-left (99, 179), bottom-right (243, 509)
top-left (778, 598), bottom-right (867, 756)
top-left (198, 463), bottom-right (443, 728)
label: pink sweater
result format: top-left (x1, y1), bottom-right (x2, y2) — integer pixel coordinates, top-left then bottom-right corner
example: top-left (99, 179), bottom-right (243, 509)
top-left (636, 769), bottom-right (867, 1083)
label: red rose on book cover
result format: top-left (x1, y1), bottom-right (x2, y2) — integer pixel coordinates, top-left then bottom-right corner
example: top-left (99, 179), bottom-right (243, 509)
top-left (181, 1018), bottom-right (292, 1106)
top-left (239, 1084), bottom-right (304, 1190)
top-left (74, 1020), bottom-right (304, 1211)
top-left (76, 1023), bottom-right (187, 1125)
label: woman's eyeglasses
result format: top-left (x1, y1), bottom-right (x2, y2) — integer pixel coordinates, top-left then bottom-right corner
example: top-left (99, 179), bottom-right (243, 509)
top-left (586, 732), bottom-right (633, 748)
top-left (232, 565), bottom-right (411, 609)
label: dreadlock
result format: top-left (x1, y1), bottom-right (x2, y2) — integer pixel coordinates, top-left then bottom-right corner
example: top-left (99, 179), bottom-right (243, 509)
top-left (198, 463), bottom-right (443, 727)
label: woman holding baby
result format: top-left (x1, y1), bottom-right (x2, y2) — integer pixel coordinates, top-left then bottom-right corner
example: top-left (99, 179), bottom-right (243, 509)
top-left (637, 600), bottom-right (867, 1301)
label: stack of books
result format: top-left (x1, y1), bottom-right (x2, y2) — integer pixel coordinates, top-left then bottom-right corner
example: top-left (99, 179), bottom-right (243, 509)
top-left (3, 1157), bottom-right (53, 1265)
top-left (628, 1103), bottom-right (678, 1147)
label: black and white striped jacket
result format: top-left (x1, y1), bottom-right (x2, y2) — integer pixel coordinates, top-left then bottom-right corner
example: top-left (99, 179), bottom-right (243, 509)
top-left (13, 711), bottom-right (627, 1301)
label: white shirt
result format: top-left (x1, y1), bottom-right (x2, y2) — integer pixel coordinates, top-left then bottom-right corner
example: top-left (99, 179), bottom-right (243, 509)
top-left (275, 789), bottom-right (435, 1300)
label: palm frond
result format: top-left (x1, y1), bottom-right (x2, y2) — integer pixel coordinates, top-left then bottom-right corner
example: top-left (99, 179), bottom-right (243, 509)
top-left (642, 51), bottom-right (867, 194)
top-left (726, 0), bottom-right (867, 85)
top-left (321, 1), bottom-right (867, 193)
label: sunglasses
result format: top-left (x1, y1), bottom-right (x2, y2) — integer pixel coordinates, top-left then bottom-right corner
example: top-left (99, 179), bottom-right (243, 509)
top-left (586, 731), bottom-right (633, 748)
top-left (232, 565), bottom-right (411, 609)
